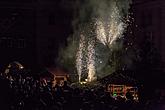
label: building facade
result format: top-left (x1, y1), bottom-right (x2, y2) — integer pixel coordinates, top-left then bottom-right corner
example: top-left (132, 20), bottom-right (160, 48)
top-left (0, 1), bottom-right (36, 70)
top-left (0, 0), bottom-right (74, 71)
top-left (132, 0), bottom-right (165, 72)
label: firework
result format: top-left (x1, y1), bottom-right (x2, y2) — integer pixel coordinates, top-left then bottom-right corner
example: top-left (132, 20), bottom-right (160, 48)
top-left (76, 34), bottom-right (86, 82)
top-left (87, 37), bottom-right (97, 82)
top-left (75, 0), bottom-right (132, 83)
top-left (95, 1), bottom-right (126, 48)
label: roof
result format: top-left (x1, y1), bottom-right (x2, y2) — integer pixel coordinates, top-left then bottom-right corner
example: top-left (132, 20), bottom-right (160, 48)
top-left (46, 67), bottom-right (68, 76)
top-left (8, 61), bottom-right (24, 69)
top-left (100, 71), bottom-right (138, 86)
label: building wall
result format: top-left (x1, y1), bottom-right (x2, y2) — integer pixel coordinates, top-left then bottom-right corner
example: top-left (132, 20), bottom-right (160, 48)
top-left (0, 2), bottom-right (36, 70)
top-left (0, 0), bottom-right (74, 71)
top-left (35, 0), bottom-right (73, 67)
top-left (132, 0), bottom-right (165, 71)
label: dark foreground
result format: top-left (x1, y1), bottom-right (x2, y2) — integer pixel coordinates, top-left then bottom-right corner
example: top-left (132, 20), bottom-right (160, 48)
top-left (0, 74), bottom-right (164, 110)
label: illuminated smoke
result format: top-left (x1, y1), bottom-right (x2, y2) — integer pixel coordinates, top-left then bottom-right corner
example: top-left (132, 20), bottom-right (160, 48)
top-left (76, 34), bottom-right (86, 82)
top-left (75, 0), bottom-right (132, 83)
top-left (76, 33), bottom-right (97, 82)
top-left (95, 1), bottom-right (126, 48)
top-left (87, 37), bottom-right (97, 82)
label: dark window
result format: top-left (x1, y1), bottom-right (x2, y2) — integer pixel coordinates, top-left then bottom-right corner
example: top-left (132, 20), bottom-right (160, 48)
top-left (145, 31), bottom-right (153, 42)
top-left (141, 10), bottom-right (152, 28)
top-left (48, 14), bottom-right (55, 25)
top-left (0, 37), bottom-right (26, 48)
top-left (0, 37), bottom-right (9, 48)
top-left (18, 39), bottom-right (25, 48)
top-left (7, 38), bottom-right (12, 48)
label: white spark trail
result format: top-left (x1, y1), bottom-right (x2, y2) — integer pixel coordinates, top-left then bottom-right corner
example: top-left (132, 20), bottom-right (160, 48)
top-left (76, 34), bottom-right (86, 82)
top-left (87, 38), bottom-right (97, 82)
top-left (95, 2), bottom-right (126, 48)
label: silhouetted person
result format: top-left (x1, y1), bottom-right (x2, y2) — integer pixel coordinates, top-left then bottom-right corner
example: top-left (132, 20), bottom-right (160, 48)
top-left (0, 76), bottom-right (11, 110)
top-left (126, 89), bottom-right (133, 100)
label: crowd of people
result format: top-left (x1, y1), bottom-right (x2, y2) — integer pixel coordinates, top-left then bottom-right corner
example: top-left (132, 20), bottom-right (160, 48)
top-left (0, 71), bottom-right (164, 110)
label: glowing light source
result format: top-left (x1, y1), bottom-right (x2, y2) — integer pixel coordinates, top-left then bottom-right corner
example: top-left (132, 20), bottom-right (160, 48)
top-left (95, 2), bottom-right (126, 48)
top-left (75, 0), bottom-right (131, 83)
top-left (76, 34), bottom-right (97, 82)
top-left (87, 37), bottom-right (97, 82)
top-left (76, 34), bottom-right (86, 82)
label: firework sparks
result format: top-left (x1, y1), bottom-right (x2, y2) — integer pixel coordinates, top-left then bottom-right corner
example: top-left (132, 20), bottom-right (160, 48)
top-left (95, 2), bottom-right (126, 48)
top-left (87, 37), bottom-right (97, 82)
top-left (76, 33), bottom-right (97, 82)
top-left (75, 0), bottom-right (131, 83)
top-left (76, 34), bottom-right (86, 82)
